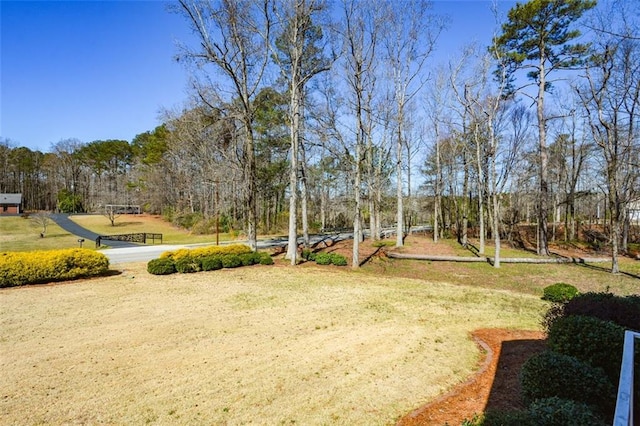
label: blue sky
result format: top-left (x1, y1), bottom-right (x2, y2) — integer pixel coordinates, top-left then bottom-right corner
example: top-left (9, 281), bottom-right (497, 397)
top-left (1, 1), bottom-right (513, 153)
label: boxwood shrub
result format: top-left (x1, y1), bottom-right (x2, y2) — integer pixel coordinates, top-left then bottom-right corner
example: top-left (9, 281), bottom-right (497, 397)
top-left (0, 248), bottom-right (109, 287)
top-left (547, 315), bottom-right (626, 381)
top-left (239, 252), bottom-right (261, 266)
top-left (542, 282), bottom-right (578, 303)
top-left (313, 252), bottom-right (348, 266)
top-left (314, 253), bottom-right (332, 265)
top-left (174, 255), bottom-right (201, 273)
top-left (258, 252), bottom-right (274, 265)
top-left (201, 256), bottom-right (223, 271)
top-left (160, 244), bottom-right (252, 264)
top-left (147, 257), bottom-right (176, 275)
top-left (301, 248), bottom-right (316, 261)
top-left (330, 253), bottom-right (348, 266)
top-left (545, 292), bottom-right (640, 332)
top-left (221, 254), bottom-right (242, 268)
top-left (519, 350), bottom-right (615, 415)
top-left (527, 397), bottom-right (606, 426)
top-left (467, 398), bottom-right (605, 426)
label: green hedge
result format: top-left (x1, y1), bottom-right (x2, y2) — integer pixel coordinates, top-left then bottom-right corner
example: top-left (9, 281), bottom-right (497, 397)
top-left (148, 245), bottom-right (274, 275)
top-left (547, 315), bottom-right (627, 381)
top-left (544, 292), bottom-right (640, 332)
top-left (159, 244), bottom-right (252, 263)
top-left (469, 397), bottom-right (606, 426)
top-left (519, 350), bottom-right (614, 415)
top-left (201, 256), bottom-right (223, 271)
top-left (314, 252), bottom-right (348, 266)
top-left (542, 282), bottom-right (578, 303)
top-left (0, 249), bottom-right (109, 287)
top-left (221, 254), bottom-right (242, 268)
top-left (147, 258), bottom-right (176, 275)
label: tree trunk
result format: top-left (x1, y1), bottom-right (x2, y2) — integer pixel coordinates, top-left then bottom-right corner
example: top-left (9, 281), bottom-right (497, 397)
top-left (537, 53), bottom-right (550, 256)
top-left (285, 95), bottom-right (300, 263)
top-left (396, 122), bottom-right (404, 247)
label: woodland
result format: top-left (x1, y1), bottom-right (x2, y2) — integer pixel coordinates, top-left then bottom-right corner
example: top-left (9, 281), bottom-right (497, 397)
top-left (1, 0), bottom-right (638, 271)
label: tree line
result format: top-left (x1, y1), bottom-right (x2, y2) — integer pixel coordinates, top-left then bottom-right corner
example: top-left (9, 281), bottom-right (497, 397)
top-left (2, 0), bottom-right (638, 271)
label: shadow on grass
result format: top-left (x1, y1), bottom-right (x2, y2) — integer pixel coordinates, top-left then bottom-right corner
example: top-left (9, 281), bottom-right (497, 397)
top-left (484, 338), bottom-right (547, 413)
top-left (574, 261), bottom-right (640, 280)
top-left (112, 221), bottom-right (144, 227)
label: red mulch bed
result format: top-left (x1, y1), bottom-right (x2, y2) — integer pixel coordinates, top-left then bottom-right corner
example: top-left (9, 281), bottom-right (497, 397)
top-left (397, 328), bottom-right (547, 425)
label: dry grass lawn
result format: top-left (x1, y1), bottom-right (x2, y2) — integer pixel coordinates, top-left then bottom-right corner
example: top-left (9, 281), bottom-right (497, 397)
top-left (70, 214), bottom-right (238, 245)
top-left (1, 264), bottom-right (545, 425)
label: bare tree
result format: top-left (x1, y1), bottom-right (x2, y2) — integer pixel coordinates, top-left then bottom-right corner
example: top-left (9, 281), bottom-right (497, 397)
top-left (382, 0), bottom-right (444, 247)
top-left (335, 0), bottom-right (383, 267)
top-left (493, 0), bottom-right (596, 256)
top-left (103, 205), bottom-right (121, 227)
top-left (176, 0), bottom-right (273, 250)
top-left (577, 4), bottom-right (640, 273)
top-left (31, 211), bottom-right (52, 237)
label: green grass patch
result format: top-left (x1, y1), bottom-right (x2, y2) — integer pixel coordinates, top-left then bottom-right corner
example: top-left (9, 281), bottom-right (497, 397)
top-left (0, 217), bottom-right (80, 252)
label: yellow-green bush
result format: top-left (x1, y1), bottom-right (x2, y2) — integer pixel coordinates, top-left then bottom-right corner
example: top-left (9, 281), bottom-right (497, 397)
top-left (0, 249), bottom-right (109, 287)
top-left (159, 244), bottom-right (252, 263)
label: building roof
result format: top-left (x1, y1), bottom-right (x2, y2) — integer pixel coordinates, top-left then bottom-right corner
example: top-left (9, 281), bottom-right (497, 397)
top-left (0, 194), bottom-right (22, 204)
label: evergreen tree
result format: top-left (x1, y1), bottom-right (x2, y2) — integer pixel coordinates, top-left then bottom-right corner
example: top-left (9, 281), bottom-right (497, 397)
top-left (493, 0), bottom-right (595, 255)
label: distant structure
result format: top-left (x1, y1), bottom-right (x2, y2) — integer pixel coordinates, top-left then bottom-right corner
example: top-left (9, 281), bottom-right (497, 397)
top-left (104, 204), bottom-right (141, 215)
top-left (0, 194), bottom-right (22, 215)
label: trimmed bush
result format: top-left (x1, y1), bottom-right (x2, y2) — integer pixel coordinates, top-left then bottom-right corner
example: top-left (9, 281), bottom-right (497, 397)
top-left (0, 249), bottom-right (109, 287)
top-left (221, 254), bottom-right (242, 268)
top-left (239, 252), bottom-right (261, 266)
top-left (520, 350), bottom-right (615, 415)
top-left (174, 256), bottom-right (201, 273)
top-left (301, 249), bottom-right (316, 261)
top-left (147, 258), bottom-right (176, 275)
top-left (542, 282), bottom-right (578, 303)
top-left (547, 315), bottom-right (627, 381)
top-left (330, 253), bottom-right (348, 266)
top-left (545, 292), bottom-right (640, 332)
top-left (312, 252), bottom-right (348, 266)
top-left (527, 397), bottom-right (606, 426)
top-left (476, 410), bottom-right (534, 426)
top-left (201, 256), bottom-right (222, 271)
top-left (314, 253), bottom-right (332, 265)
top-left (258, 252), bottom-right (274, 265)
top-left (160, 244), bottom-right (252, 264)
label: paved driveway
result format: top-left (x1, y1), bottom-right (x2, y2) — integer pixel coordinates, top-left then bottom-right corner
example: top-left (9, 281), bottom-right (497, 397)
top-left (50, 214), bottom-right (139, 248)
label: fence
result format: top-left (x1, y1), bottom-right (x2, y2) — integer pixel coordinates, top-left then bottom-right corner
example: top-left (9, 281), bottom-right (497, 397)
top-left (614, 330), bottom-right (639, 426)
top-left (95, 233), bottom-right (163, 247)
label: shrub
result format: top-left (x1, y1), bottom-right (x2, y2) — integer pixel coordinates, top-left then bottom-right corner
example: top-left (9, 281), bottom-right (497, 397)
top-left (221, 254), bottom-right (242, 268)
top-left (478, 410), bottom-right (534, 426)
top-left (258, 252), bottom-right (274, 265)
top-left (201, 256), bottom-right (222, 271)
top-left (174, 256), bottom-right (201, 273)
top-left (160, 244), bottom-right (252, 264)
top-left (314, 253), bottom-right (332, 265)
top-left (147, 258), bottom-right (176, 275)
top-left (330, 253), bottom-right (348, 266)
top-left (0, 249), bottom-right (109, 287)
top-left (545, 292), bottom-right (640, 332)
top-left (547, 315), bottom-right (627, 381)
top-left (520, 350), bottom-right (615, 415)
top-left (301, 249), bottom-right (316, 261)
top-left (239, 252), bottom-right (261, 266)
top-left (527, 397), bottom-right (606, 426)
top-left (542, 283), bottom-right (578, 303)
